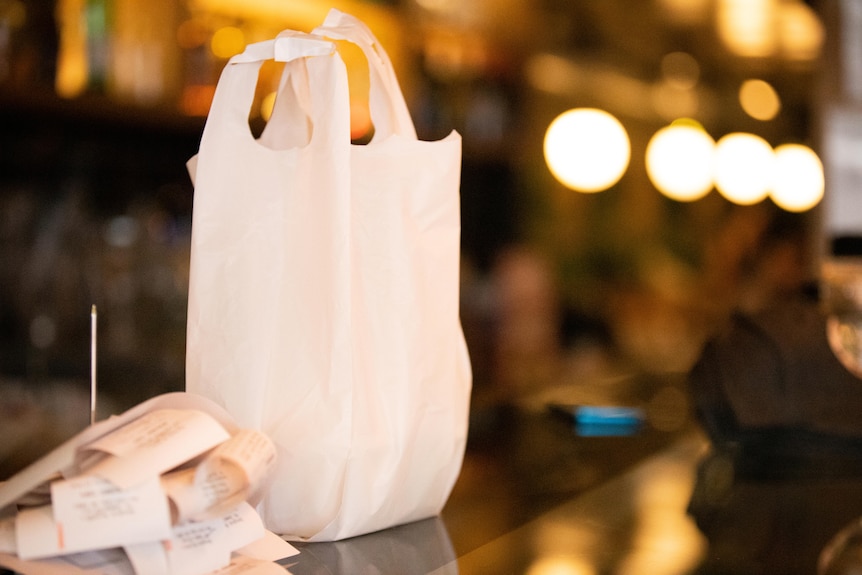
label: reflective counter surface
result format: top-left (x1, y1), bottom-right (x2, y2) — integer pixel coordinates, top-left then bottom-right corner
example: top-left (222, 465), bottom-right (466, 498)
top-left (281, 371), bottom-right (862, 575)
top-left (6, 370), bottom-right (862, 575)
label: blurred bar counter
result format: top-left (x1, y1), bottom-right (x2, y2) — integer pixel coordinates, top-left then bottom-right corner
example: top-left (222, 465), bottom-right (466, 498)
top-left (9, 355), bottom-right (862, 573)
top-left (279, 371), bottom-right (862, 575)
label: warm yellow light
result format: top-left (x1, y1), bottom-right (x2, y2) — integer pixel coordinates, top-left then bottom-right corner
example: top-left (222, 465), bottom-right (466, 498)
top-left (349, 99), bottom-right (372, 140)
top-left (714, 132), bottom-right (774, 205)
top-left (55, 0), bottom-right (88, 98)
top-left (646, 122), bottom-right (715, 202)
top-left (180, 84), bottom-right (216, 117)
top-left (739, 79), bottom-right (781, 121)
top-left (650, 81), bottom-right (699, 121)
top-left (770, 144), bottom-right (824, 212)
top-left (526, 556), bottom-right (596, 575)
top-left (779, 1), bottom-right (824, 61)
top-left (657, 0), bottom-right (710, 25)
top-left (543, 108), bottom-right (630, 193)
top-left (260, 91), bottom-right (277, 122)
top-left (660, 52), bottom-right (700, 90)
top-left (211, 26), bottom-right (245, 59)
top-left (716, 0), bottom-right (778, 58)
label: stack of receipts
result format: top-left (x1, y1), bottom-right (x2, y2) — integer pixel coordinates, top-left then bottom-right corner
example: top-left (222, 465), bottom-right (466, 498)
top-left (0, 392), bottom-right (299, 575)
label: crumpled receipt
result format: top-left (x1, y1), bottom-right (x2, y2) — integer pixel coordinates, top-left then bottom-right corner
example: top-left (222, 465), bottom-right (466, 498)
top-left (0, 392), bottom-right (299, 575)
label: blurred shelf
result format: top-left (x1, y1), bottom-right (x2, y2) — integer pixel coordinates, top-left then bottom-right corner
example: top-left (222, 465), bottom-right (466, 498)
top-left (0, 86), bottom-right (205, 137)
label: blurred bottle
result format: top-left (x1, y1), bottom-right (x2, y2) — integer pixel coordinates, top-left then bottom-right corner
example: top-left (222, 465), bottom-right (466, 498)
top-left (56, 0), bottom-right (183, 103)
top-left (0, 0), bottom-right (57, 90)
top-left (84, 0), bottom-right (110, 91)
top-left (110, 0), bottom-right (183, 105)
top-left (55, 0), bottom-right (91, 97)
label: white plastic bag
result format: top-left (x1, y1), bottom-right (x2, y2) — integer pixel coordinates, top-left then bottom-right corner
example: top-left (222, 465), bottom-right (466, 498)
top-left (185, 10), bottom-right (471, 542)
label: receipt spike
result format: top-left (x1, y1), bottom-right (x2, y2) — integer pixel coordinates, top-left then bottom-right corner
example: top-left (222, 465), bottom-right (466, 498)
top-left (90, 304), bottom-right (97, 425)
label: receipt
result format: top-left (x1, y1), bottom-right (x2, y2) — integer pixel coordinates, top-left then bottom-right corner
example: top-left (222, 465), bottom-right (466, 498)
top-left (123, 541), bottom-right (169, 575)
top-left (0, 393), bottom-right (293, 575)
top-left (166, 503), bottom-right (265, 575)
top-left (123, 502), bottom-right (293, 575)
top-left (0, 393), bottom-right (240, 513)
top-left (234, 530), bottom-right (299, 562)
top-left (164, 430), bottom-right (276, 522)
top-left (13, 476), bottom-right (172, 561)
top-left (0, 516), bottom-right (15, 554)
top-left (82, 410), bottom-right (231, 489)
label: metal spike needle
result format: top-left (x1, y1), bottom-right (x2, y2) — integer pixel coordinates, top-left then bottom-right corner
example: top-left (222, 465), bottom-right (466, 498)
top-left (90, 304), bottom-right (97, 425)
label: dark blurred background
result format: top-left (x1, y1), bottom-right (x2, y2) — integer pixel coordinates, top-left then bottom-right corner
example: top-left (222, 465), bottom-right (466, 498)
top-left (0, 0), bottom-right (858, 476)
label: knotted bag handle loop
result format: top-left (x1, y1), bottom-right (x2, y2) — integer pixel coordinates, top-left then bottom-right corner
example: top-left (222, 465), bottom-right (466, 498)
top-left (312, 9), bottom-right (418, 141)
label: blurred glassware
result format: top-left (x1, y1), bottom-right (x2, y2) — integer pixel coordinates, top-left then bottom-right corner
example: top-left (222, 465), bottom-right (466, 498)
top-left (820, 517), bottom-right (862, 575)
top-left (822, 258), bottom-right (862, 380)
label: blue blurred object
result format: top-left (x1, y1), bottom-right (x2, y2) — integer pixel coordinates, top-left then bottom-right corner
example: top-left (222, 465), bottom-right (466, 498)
top-left (573, 405), bottom-right (645, 425)
top-left (575, 421), bottom-right (642, 437)
top-left (549, 404), bottom-right (645, 436)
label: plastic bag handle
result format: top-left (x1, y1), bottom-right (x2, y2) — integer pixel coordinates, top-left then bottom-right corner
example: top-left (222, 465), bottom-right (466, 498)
top-left (231, 31), bottom-right (335, 64)
top-left (313, 9), bottom-right (417, 141)
top-left (211, 33), bottom-right (341, 139)
top-left (190, 31), bottom-right (347, 183)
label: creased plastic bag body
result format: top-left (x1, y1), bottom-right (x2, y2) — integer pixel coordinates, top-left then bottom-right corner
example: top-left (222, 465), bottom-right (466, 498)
top-left (186, 10), bottom-right (471, 541)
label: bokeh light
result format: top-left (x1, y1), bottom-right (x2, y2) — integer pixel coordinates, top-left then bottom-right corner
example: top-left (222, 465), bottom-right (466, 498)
top-left (544, 108), bottom-right (631, 193)
top-left (657, 0), bottom-right (710, 25)
top-left (660, 52), bottom-right (700, 90)
top-left (177, 18), bottom-right (210, 50)
top-left (526, 556), bottom-right (596, 575)
top-left (211, 26), bottom-right (245, 59)
top-left (714, 132), bottom-right (775, 205)
top-left (650, 81), bottom-right (699, 121)
top-left (645, 121), bottom-right (715, 201)
top-left (770, 143), bottom-right (824, 212)
top-left (778, 1), bottom-right (825, 61)
top-left (739, 79), bottom-right (781, 121)
top-left (716, 0), bottom-right (778, 58)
